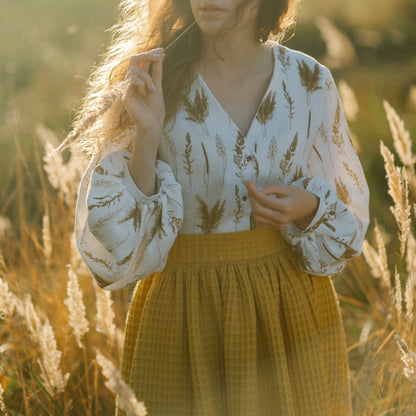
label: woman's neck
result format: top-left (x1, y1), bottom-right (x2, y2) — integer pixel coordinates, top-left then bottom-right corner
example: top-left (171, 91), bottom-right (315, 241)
top-left (199, 31), bottom-right (270, 81)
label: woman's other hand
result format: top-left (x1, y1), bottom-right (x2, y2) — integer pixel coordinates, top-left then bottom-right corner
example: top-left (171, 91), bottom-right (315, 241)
top-left (245, 181), bottom-right (319, 231)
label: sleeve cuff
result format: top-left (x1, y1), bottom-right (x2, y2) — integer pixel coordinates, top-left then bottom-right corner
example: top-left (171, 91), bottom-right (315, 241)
top-left (284, 179), bottom-right (327, 236)
top-left (123, 163), bottom-right (162, 203)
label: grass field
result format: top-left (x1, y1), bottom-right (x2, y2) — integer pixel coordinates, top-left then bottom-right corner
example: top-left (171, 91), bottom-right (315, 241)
top-left (1, 0), bottom-right (416, 414)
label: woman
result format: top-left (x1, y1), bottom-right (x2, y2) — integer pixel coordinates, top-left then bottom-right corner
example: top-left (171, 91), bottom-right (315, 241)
top-left (74, 0), bottom-right (369, 414)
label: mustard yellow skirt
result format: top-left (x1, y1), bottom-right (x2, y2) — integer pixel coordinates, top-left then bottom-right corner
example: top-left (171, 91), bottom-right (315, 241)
top-left (117, 229), bottom-right (352, 416)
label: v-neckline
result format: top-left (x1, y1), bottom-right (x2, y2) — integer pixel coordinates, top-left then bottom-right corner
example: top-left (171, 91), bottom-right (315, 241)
top-left (196, 44), bottom-right (277, 139)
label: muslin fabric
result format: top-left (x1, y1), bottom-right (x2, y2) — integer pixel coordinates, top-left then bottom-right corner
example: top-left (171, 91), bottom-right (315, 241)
top-left (116, 229), bottom-right (352, 416)
top-left (75, 42), bottom-right (369, 290)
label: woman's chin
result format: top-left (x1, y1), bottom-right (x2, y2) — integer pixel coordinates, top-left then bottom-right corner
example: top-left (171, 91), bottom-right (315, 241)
top-left (196, 19), bottom-right (226, 37)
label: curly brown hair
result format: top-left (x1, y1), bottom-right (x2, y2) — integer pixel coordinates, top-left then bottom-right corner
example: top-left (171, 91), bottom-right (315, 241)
top-left (67, 0), bottom-right (298, 155)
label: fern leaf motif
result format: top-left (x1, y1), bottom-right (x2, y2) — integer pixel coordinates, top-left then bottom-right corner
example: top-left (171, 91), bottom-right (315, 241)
top-left (168, 210), bottom-right (183, 234)
top-left (256, 91), bottom-right (277, 135)
top-left (233, 185), bottom-right (244, 231)
top-left (293, 165), bottom-right (304, 181)
top-left (118, 201), bottom-right (142, 232)
top-left (196, 196), bottom-right (226, 233)
top-left (266, 137), bottom-right (278, 183)
top-left (234, 131), bottom-right (247, 178)
top-left (280, 132), bottom-right (298, 177)
top-left (332, 103), bottom-right (345, 151)
top-left (84, 251), bottom-right (112, 270)
top-left (88, 191), bottom-right (123, 211)
top-left (149, 200), bottom-right (167, 239)
top-left (343, 161), bottom-right (364, 193)
top-left (283, 81), bottom-right (295, 128)
top-left (89, 207), bottom-right (123, 233)
top-left (117, 251), bottom-right (133, 266)
top-left (164, 135), bottom-right (178, 171)
top-left (215, 134), bottom-right (227, 187)
top-left (335, 178), bottom-right (351, 205)
top-left (183, 88), bottom-right (209, 125)
top-left (183, 132), bottom-right (194, 187)
top-left (278, 47), bottom-right (290, 74)
top-left (297, 60), bottom-right (322, 104)
top-left (201, 142), bottom-right (210, 192)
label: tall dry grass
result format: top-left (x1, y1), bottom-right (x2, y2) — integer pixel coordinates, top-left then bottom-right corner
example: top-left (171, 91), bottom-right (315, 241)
top-left (1, 89), bottom-right (416, 414)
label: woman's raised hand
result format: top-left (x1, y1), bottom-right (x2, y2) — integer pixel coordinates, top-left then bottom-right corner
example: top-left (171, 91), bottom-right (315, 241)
top-left (123, 48), bottom-right (166, 196)
top-left (122, 48), bottom-right (165, 144)
top-left (244, 181), bottom-right (319, 231)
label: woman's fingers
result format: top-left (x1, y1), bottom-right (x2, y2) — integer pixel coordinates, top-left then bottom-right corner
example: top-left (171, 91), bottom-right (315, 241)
top-left (125, 49), bottom-right (165, 91)
top-left (125, 66), bottom-right (155, 94)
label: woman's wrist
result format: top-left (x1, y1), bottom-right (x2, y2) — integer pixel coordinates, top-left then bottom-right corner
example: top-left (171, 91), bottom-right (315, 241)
top-left (293, 193), bottom-right (319, 230)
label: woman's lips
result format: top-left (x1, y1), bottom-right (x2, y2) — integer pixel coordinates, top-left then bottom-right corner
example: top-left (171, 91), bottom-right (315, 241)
top-left (200, 4), bottom-right (226, 17)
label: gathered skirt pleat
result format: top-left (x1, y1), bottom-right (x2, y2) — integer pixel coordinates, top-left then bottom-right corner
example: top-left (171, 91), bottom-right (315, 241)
top-left (116, 229), bottom-right (352, 416)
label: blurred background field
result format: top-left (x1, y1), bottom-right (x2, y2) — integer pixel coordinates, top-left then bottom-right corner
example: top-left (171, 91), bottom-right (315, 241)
top-left (1, 0), bottom-right (416, 414)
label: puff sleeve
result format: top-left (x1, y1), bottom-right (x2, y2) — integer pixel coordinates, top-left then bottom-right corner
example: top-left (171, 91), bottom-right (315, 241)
top-left (281, 67), bottom-right (369, 276)
top-left (75, 149), bottom-right (183, 289)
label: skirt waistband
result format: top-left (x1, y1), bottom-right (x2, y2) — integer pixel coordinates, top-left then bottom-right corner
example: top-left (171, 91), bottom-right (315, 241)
top-left (166, 228), bottom-right (292, 265)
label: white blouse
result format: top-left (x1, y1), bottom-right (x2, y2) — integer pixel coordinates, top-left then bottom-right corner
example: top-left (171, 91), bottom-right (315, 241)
top-left (75, 43), bottom-right (369, 290)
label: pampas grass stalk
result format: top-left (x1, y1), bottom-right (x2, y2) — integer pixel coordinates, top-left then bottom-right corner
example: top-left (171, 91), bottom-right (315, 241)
top-left (383, 100), bottom-right (415, 168)
top-left (94, 283), bottom-right (123, 351)
top-left (380, 142), bottom-right (411, 257)
top-left (37, 318), bottom-right (70, 397)
top-left (56, 81), bottom-right (128, 153)
top-left (394, 267), bottom-right (403, 322)
top-left (362, 222), bottom-right (391, 291)
top-left (64, 267), bottom-right (89, 348)
top-left (42, 211), bottom-right (53, 264)
top-left (338, 80), bottom-right (359, 122)
top-left (96, 352), bottom-right (147, 416)
top-left (64, 266), bottom-right (92, 413)
top-left (0, 276), bottom-right (17, 319)
top-left (0, 382), bottom-right (7, 415)
top-left (395, 335), bottom-right (416, 385)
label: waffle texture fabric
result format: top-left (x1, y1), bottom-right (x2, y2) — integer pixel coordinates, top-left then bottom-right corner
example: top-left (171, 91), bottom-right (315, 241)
top-left (116, 228), bottom-right (352, 416)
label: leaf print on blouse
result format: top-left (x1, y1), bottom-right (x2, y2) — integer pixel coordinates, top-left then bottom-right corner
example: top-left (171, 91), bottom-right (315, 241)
top-left (215, 135), bottom-right (227, 188)
top-left (266, 137), bottom-right (278, 183)
top-left (168, 210), bottom-right (182, 234)
top-left (196, 195), bottom-right (226, 233)
top-left (149, 200), bottom-right (167, 240)
top-left (233, 185), bottom-right (244, 231)
top-left (283, 81), bottom-right (295, 128)
top-left (183, 132), bottom-right (194, 187)
top-left (117, 251), bottom-right (133, 266)
top-left (201, 142), bottom-right (210, 193)
top-left (318, 121), bottom-right (329, 143)
top-left (256, 91), bottom-right (277, 136)
top-left (343, 161), bottom-right (365, 193)
top-left (249, 210), bottom-right (256, 230)
top-left (293, 165), bottom-right (304, 182)
top-left (297, 60), bottom-right (322, 105)
top-left (88, 191), bottom-right (123, 211)
top-left (332, 102), bottom-right (346, 152)
top-left (234, 131), bottom-right (248, 178)
top-left (278, 47), bottom-right (290, 74)
top-left (183, 88), bottom-right (209, 133)
top-left (88, 207), bottom-right (123, 234)
top-left (335, 178), bottom-right (351, 205)
top-left (90, 271), bottom-right (111, 289)
top-left (280, 132), bottom-right (298, 178)
top-left (84, 251), bottom-right (112, 271)
top-left (94, 165), bottom-right (123, 179)
top-left (118, 201), bottom-right (142, 232)
top-left (163, 135), bottom-right (178, 172)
